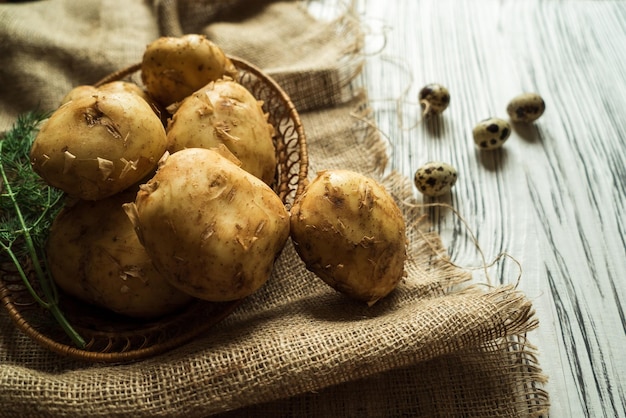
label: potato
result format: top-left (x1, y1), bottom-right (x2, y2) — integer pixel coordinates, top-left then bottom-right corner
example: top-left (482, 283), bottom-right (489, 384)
top-left (99, 81), bottom-right (167, 125)
top-left (141, 34), bottom-right (238, 106)
top-left (290, 169), bottom-right (407, 305)
top-left (166, 79), bottom-right (277, 185)
top-left (30, 90), bottom-right (168, 200)
top-left (98, 81), bottom-right (153, 104)
top-left (123, 147), bottom-right (290, 302)
top-left (46, 192), bottom-right (194, 319)
top-left (60, 81), bottom-right (165, 122)
top-left (59, 85), bottom-right (98, 106)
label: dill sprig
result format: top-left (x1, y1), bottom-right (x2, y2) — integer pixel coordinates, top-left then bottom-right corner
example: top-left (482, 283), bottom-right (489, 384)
top-left (0, 111), bottom-right (86, 348)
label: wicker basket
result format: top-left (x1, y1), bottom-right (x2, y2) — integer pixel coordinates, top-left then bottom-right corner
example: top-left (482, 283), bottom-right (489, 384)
top-left (0, 57), bottom-right (308, 363)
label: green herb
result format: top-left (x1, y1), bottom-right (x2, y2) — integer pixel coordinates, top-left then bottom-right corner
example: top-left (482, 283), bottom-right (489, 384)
top-left (0, 111), bottom-right (86, 348)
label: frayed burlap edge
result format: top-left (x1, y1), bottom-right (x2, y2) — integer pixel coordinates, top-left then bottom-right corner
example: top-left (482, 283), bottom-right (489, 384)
top-left (219, 332), bottom-right (549, 417)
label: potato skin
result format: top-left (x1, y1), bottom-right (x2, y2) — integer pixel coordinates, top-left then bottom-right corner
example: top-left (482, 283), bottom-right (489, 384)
top-left (124, 148), bottom-right (290, 302)
top-left (59, 85), bottom-right (98, 106)
top-left (166, 79), bottom-right (276, 185)
top-left (60, 82), bottom-right (166, 124)
top-left (30, 90), bottom-right (167, 200)
top-left (141, 34), bottom-right (238, 106)
top-left (290, 170), bottom-right (407, 305)
top-left (46, 192), bottom-right (193, 319)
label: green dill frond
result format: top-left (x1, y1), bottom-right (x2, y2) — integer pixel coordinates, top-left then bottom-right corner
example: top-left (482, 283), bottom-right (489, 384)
top-left (0, 110), bottom-right (85, 348)
top-left (1, 111), bottom-right (64, 249)
top-left (1, 110), bottom-right (48, 163)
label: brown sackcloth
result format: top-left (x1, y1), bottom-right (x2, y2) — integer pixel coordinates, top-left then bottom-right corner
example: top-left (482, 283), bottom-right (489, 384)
top-left (0, 1), bottom-right (550, 416)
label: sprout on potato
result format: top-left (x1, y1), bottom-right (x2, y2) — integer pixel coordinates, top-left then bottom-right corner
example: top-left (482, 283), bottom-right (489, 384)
top-left (47, 192), bottom-right (194, 319)
top-left (166, 78), bottom-right (277, 185)
top-left (141, 34), bottom-right (238, 107)
top-left (290, 169), bottom-right (407, 306)
top-left (30, 90), bottom-right (168, 200)
top-left (123, 147), bottom-right (290, 302)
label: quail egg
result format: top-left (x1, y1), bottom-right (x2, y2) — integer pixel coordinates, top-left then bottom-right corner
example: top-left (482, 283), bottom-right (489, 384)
top-left (414, 161), bottom-right (458, 197)
top-left (507, 93), bottom-right (545, 123)
top-left (473, 117), bottom-right (511, 150)
top-left (418, 83), bottom-right (450, 117)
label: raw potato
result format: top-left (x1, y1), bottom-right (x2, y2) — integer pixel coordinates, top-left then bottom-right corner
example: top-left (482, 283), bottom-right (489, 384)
top-left (166, 79), bottom-right (277, 185)
top-left (59, 85), bottom-right (98, 106)
top-left (61, 82), bottom-right (149, 106)
top-left (30, 90), bottom-right (168, 200)
top-left (141, 34), bottom-right (238, 106)
top-left (290, 169), bottom-right (407, 306)
top-left (99, 81), bottom-right (165, 120)
top-left (98, 81), bottom-right (154, 103)
top-left (123, 147), bottom-right (290, 302)
top-left (46, 192), bottom-right (194, 319)
top-left (60, 81), bottom-right (164, 122)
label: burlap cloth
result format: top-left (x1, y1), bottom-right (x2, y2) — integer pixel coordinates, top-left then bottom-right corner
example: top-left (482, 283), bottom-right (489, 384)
top-left (0, 1), bottom-right (550, 416)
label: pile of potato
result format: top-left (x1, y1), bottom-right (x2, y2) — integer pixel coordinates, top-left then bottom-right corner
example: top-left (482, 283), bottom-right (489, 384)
top-left (30, 34), bottom-right (408, 320)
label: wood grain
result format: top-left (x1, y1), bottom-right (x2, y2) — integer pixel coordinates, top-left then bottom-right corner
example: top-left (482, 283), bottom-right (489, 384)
top-left (311, 0), bottom-right (626, 416)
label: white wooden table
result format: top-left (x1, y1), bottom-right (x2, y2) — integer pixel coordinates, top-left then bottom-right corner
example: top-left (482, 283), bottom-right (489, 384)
top-left (312, 1), bottom-right (626, 416)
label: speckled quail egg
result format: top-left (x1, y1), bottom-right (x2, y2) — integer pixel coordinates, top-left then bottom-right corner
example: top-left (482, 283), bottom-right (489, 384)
top-left (507, 93), bottom-right (546, 123)
top-left (414, 162), bottom-right (458, 197)
top-left (418, 83), bottom-right (450, 117)
top-left (472, 117), bottom-right (511, 150)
